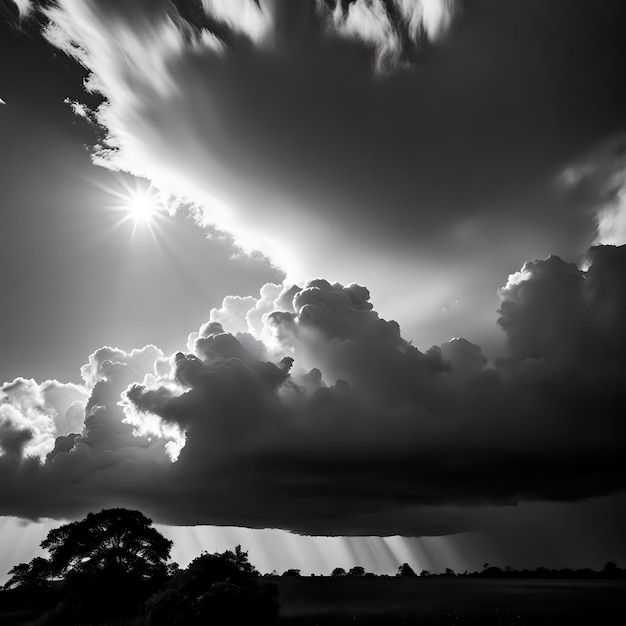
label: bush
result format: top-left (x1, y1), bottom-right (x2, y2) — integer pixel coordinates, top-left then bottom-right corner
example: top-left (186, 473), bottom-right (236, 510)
top-left (146, 546), bottom-right (279, 626)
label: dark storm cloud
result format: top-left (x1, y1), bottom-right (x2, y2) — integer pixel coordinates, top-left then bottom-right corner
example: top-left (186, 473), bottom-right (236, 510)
top-left (1, 246), bottom-right (626, 535)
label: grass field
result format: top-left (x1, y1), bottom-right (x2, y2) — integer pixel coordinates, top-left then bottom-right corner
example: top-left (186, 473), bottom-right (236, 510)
top-left (2, 577), bottom-right (625, 625)
top-left (269, 577), bottom-right (626, 625)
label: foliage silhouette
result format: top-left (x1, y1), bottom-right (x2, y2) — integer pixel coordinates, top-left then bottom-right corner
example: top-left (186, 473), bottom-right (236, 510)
top-left (397, 563), bottom-right (417, 577)
top-left (9, 508), bottom-right (172, 624)
top-left (283, 568), bottom-right (302, 576)
top-left (42, 508), bottom-right (171, 580)
top-left (146, 545), bottom-right (279, 626)
top-left (2, 557), bottom-right (57, 614)
top-left (348, 566), bottom-right (366, 577)
top-left (3, 557), bottom-right (50, 591)
top-left (332, 567), bottom-right (347, 577)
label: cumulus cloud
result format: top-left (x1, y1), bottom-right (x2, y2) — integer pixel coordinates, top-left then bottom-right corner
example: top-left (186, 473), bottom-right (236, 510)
top-left (0, 379), bottom-right (87, 461)
top-left (1, 245), bottom-right (626, 535)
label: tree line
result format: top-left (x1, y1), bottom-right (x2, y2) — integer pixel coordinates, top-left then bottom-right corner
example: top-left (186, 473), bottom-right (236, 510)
top-left (280, 562), bottom-right (626, 579)
top-left (2, 508), bottom-right (624, 625)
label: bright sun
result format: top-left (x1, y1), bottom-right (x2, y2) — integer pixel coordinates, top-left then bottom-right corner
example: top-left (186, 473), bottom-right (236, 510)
top-left (104, 178), bottom-right (169, 241)
top-left (114, 184), bottom-right (169, 240)
top-left (125, 190), bottom-right (161, 226)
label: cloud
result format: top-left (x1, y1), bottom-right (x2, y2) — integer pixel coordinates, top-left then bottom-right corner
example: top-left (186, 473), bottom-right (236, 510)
top-left (1, 245), bottom-right (626, 535)
top-left (560, 133), bottom-right (626, 248)
top-left (0, 378), bottom-right (87, 461)
top-left (9, 0), bottom-right (32, 18)
top-left (16, 0), bottom-right (626, 353)
top-left (4, 0), bottom-right (626, 535)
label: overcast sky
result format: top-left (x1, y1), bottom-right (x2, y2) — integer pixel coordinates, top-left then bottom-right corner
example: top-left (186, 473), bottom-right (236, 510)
top-left (1, 0), bottom-right (626, 578)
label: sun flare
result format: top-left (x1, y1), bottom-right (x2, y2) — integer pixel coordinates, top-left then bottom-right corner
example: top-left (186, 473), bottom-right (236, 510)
top-left (126, 192), bottom-right (159, 225)
top-left (125, 190), bottom-right (161, 226)
top-left (105, 180), bottom-right (169, 240)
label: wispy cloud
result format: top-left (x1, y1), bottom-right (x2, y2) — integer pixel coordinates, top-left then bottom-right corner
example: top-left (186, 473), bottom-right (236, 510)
top-left (10, 0), bottom-right (32, 18)
top-left (14, 0), bottom-right (626, 354)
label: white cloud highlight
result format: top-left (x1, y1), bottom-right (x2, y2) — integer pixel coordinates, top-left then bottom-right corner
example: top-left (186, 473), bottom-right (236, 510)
top-left (10, 0), bottom-right (32, 18)
top-left (595, 190), bottom-right (626, 247)
top-left (560, 133), bottom-right (626, 248)
top-left (202, 0), bottom-right (273, 43)
top-left (329, 0), bottom-right (403, 68)
top-left (0, 378), bottom-right (87, 461)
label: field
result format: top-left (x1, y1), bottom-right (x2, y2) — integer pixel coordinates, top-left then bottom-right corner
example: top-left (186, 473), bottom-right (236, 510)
top-left (2, 577), bottom-right (626, 625)
top-left (270, 577), bottom-right (626, 625)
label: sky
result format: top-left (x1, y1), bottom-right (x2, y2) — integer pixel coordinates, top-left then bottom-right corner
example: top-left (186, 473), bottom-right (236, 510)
top-left (1, 0), bottom-right (626, 579)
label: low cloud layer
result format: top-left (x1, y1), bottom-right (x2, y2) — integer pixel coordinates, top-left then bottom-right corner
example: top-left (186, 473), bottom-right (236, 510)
top-left (1, 245), bottom-right (625, 535)
top-left (9, 0), bottom-right (626, 351)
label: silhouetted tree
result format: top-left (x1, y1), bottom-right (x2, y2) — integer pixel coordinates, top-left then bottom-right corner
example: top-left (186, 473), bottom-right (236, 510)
top-left (420, 570), bottom-right (431, 577)
top-left (282, 568), bottom-right (302, 576)
top-left (348, 566), bottom-right (366, 577)
top-left (397, 563), bottom-right (417, 577)
top-left (39, 508), bottom-right (172, 624)
top-left (3, 556), bottom-right (56, 612)
top-left (146, 545), bottom-right (279, 626)
top-left (331, 567), bottom-right (346, 577)
top-left (3, 557), bottom-right (50, 591)
top-left (42, 508), bottom-right (171, 580)
top-left (480, 565), bottom-right (504, 578)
